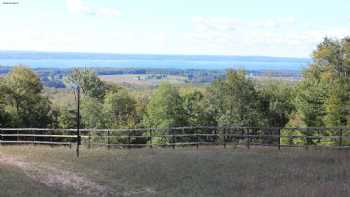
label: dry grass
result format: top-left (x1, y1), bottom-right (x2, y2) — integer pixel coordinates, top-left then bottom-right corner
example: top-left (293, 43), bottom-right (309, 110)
top-left (1, 146), bottom-right (350, 197)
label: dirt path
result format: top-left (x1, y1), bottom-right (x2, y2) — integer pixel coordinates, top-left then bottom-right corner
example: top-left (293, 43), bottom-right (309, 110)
top-left (0, 154), bottom-right (113, 197)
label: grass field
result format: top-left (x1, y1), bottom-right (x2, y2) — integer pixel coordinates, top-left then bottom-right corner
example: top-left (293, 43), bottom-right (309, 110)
top-left (1, 146), bottom-right (350, 197)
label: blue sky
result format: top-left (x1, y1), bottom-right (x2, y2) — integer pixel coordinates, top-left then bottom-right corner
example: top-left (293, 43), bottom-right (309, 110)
top-left (0, 0), bottom-right (349, 57)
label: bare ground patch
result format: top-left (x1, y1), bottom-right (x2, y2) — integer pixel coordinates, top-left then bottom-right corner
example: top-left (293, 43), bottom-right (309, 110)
top-left (0, 154), bottom-right (113, 197)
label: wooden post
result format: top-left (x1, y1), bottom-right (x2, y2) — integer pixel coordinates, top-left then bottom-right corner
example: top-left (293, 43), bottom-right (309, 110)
top-left (149, 129), bottom-right (153, 149)
top-left (305, 128), bottom-right (309, 150)
top-left (223, 128), bottom-right (226, 148)
top-left (278, 128), bottom-right (281, 150)
top-left (88, 130), bottom-right (91, 149)
top-left (241, 129), bottom-right (244, 147)
top-left (247, 128), bottom-right (250, 149)
top-left (33, 130), bottom-right (35, 146)
top-left (128, 130), bottom-right (131, 149)
top-left (196, 128), bottom-right (199, 149)
top-left (172, 128), bottom-right (176, 149)
top-left (107, 129), bottom-right (110, 150)
top-left (182, 128), bottom-right (185, 148)
top-left (339, 128), bottom-right (343, 148)
top-left (49, 130), bottom-right (52, 147)
top-left (214, 129), bottom-right (217, 145)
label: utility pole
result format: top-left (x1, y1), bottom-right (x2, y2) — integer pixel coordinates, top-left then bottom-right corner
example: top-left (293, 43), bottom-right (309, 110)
top-left (75, 85), bottom-right (81, 158)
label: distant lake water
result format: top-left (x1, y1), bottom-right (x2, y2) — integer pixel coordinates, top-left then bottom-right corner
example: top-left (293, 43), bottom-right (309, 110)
top-left (0, 51), bottom-right (311, 71)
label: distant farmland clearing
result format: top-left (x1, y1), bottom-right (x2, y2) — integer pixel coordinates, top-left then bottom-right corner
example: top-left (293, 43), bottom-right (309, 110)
top-left (1, 146), bottom-right (350, 197)
top-left (99, 74), bottom-right (188, 87)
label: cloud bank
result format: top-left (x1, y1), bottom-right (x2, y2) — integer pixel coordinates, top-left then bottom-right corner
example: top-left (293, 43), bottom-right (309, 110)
top-left (187, 16), bottom-right (350, 57)
top-left (66, 0), bottom-right (120, 17)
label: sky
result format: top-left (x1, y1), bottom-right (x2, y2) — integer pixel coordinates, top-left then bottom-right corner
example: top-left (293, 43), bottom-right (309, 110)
top-left (0, 0), bottom-right (349, 58)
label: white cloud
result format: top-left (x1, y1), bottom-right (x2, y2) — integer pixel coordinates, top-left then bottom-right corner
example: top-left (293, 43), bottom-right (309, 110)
top-left (95, 8), bottom-right (120, 17)
top-left (66, 0), bottom-right (120, 17)
top-left (192, 16), bottom-right (297, 32)
top-left (188, 16), bottom-right (350, 57)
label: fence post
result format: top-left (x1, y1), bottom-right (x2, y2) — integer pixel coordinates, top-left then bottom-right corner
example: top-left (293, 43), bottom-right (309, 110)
top-left (50, 130), bottom-right (53, 147)
top-left (33, 130), bottom-right (35, 146)
top-left (128, 130), bottom-right (131, 149)
top-left (196, 128), bottom-right (199, 149)
top-left (0, 128), bottom-right (2, 146)
top-left (240, 129), bottom-right (244, 147)
top-left (339, 128), bottom-right (343, 148)
top-left (88, 130), bottom-right (91, 149)
top-left (149, 129), bottom-right (153, 149)
top-left (305, 128), bottom-right (309, 150)
top-left (223, 128), bottom-right (226, 148)
top-left (172, 128), bottom-right (176, 149)
top-left (214, 129), bottom-right (218, 145)
top-left (247, 128), bottom-right (250, 149)
top-left (278, 128), bottom-right (281, 150)
top-left (107, 129), bottom-right (110, 150)
top-left (182, 128), bottom-right (185, 148)
top-left (69, 130), bottom-right (72, 149)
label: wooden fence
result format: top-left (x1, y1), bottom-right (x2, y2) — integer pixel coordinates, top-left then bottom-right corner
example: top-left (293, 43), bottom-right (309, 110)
top-left (1, 127), bottom-right (350, 150)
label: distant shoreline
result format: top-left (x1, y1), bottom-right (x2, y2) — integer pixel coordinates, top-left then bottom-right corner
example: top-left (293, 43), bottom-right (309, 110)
top-left (0, 50), bottom-right (311, 71)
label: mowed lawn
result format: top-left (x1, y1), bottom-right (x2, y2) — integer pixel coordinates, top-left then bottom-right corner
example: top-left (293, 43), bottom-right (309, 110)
top-left (1, 146), bottom-right (350, 197)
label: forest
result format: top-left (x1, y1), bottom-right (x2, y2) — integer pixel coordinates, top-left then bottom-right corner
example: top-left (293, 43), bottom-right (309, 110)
top-left (0, 37), bottom-right (349, 134)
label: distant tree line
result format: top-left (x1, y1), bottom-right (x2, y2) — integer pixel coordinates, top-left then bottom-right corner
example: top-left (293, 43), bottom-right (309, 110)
top-left (1, 37), bottom-right (349, 144)
top-left (0, 66), bottom-right (301, 89)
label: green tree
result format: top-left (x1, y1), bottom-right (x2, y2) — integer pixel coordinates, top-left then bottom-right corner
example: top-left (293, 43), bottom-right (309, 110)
top-left (143, 82), bottom-right (185, 128)
top-left (65, 68), bottom-right (106, 99)
top-left (3, 66), bottom-right (54, 127)
top-left (182, 90), bottom-right (215, 126)
top-left (323, 78), bottom-right (350, 127)
top-left (0, 78), bottom-right (10, 127)
top-left (292, 37), bottom-right (350, 144)
top-left (207, 69), bottom-right (264, 127)
top-left (81, 96), bottom-right (105, 128)
top-left (259, 81), bottom-right (295, 127)
top-left (103, 88), bottom-right (137, 129)
top-left (295, 69), bottom-right (328, 127)
top-left (295, 37), bottom-right (350, 128)
top-left (58, 105), bottom-right (76, 129)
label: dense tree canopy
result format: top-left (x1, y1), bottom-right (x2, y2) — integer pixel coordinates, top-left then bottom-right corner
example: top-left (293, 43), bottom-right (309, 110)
top-left (259, 81), bottom-right (295, 128)
top-left (143, 83), bottom-right (186, 128)
top-left (0, 78), bottom-right (10, 127)
top-left (295, 37), bottom-right (350, 127)
top-left (1, 37), bottom-right (350, 139)
top-left (182, 90), bottom-right (214, 126)
top-left (207, 70), bottom-right (265, 127)
top-left (81, 96), bottom-right (105, 129)
top-left (1, 66), bottom-right (54, 127)
top-left (65, 68), bottom-right (106, 99)
top-left (103, 89), bottom-right (137, 129)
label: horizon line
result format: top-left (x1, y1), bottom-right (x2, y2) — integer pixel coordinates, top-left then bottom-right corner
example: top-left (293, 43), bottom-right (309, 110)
top-left (0, 49), bottom-right (311, 60)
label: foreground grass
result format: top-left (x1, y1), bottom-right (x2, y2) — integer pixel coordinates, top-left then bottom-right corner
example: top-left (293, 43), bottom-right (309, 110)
top-left (1, 146), bottom-right (350, 197)
top-left (0, 163), bottom-right (74, 197)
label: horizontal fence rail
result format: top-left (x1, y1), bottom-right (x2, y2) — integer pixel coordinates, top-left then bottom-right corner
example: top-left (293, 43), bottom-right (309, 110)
top-left (1, 127), bottom-right (350, 150)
